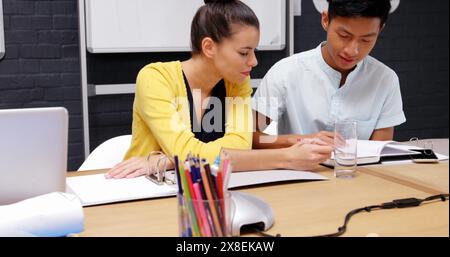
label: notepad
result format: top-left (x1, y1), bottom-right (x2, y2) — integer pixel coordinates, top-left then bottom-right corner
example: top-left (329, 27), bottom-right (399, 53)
top-left (323, 140), bottom-right (432, 166)
top-left (66, 170), bottom-right (328, 207)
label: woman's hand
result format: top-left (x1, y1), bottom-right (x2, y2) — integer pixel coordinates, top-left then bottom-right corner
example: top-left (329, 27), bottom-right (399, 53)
top-left (105, 157), bottom-right (150, 179)
top-left (105, 154), bottom-right (174, 179)
top-left (283, 138), bottom-right (334, 171)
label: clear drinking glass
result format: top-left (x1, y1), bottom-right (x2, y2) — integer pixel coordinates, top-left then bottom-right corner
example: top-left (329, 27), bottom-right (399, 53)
top-left (334, 120), bottom-right (358, 179)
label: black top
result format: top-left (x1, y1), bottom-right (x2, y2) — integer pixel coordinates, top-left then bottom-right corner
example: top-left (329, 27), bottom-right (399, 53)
top-left (183, 71), bottom-right (226, 143)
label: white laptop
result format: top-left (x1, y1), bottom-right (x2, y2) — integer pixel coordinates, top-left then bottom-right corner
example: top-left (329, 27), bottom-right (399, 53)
top-left (0, 107), bottom-right (68, 205)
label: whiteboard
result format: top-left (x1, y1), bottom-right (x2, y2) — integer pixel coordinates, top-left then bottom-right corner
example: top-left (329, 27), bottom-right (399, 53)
top-left (85, 0), bottom-right (286, 53)
top-left (0, 0), bottom-right (5, 60)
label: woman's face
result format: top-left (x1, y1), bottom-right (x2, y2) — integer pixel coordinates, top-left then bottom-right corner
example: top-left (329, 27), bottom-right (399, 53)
top-left (212, 25), bottom-right (260, 84)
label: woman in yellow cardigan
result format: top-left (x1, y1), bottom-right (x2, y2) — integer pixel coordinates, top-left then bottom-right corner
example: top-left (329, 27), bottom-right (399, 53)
top-left (106, 0), bottom-right (333, 179)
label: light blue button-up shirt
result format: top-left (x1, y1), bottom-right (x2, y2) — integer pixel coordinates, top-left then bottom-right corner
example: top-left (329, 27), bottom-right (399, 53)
top-left (252, 43), bottom-right (406, 140)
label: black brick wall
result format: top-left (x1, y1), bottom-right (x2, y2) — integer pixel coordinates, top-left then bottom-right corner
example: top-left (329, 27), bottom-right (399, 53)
top-left (0, 0), bottom-right (83, 170)
top-left (0, 0), bottom-right (448, 170)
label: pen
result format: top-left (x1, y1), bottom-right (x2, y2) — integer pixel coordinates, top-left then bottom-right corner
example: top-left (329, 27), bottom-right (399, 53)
top-left (174, 155), bottom-right (183, 194)
top-left (184, 162), bottom-right (204, 236)
top-left (193, 182), bottom-right (212, 237)
top-left (179, 163), bottom-right (200, 237)
top-left (200, 161), bottom-right (223, 237)
top-left (194, 158), bottom-right (202, 183)
top-left (216, 170), bottom-right (225, 226)
top-left (179, 195), bottom-right (189, 237)
top-left (197, 178), bottom-right (217, 237)
top-left (222, 158), bottom-right (232, 193)
top-left (204, 162), bottom-right (224, 233)
top-left (188, 155), bottom-right (197, 182)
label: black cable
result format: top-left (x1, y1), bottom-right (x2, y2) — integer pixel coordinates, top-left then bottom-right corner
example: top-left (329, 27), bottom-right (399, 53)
top-left (250, 194), bottom-right (449, 237)
top-left (315, 204), bottom-right (383, 237)
top-left (314, 193), bottom-right (449, 237)
top-left (252, 228), bottom-right (281, 237)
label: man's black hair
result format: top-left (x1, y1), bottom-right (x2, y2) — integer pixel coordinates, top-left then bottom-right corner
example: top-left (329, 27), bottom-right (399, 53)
top-left (327, 0), bottom-right (392, 25)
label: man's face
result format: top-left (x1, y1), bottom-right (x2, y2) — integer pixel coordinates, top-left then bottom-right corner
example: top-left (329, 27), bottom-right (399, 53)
top-left (322, 13), bottom-right (382, 72)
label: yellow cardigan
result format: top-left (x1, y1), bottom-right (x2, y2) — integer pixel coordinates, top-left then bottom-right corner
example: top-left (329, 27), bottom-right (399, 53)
top-left (124, 61), bottom-right (253, 164)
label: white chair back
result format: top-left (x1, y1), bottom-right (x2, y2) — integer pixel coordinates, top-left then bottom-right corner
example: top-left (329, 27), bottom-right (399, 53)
top-left (78, 135), bottom-right (132, 171)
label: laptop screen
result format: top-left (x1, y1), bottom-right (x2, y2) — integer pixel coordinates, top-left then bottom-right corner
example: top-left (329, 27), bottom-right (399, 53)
top-left (0, 107), bottom-right (68, 205)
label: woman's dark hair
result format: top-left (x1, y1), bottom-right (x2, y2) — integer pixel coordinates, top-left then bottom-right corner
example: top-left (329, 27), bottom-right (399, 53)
top-left (327, 0), bottom-right (392, 26)
top-left (191, 0), bottom-right (260, 54)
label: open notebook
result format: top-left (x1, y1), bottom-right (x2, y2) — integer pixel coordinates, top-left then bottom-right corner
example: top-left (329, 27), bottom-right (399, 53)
top-left (323, 140), bottom-right (448, 166)
top-left (66, 170), bottom-right (328, 206)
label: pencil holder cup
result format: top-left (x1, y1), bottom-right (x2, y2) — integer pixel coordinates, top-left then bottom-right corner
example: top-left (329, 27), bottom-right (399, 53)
top-left (178, 192), bottom-right (233, 237)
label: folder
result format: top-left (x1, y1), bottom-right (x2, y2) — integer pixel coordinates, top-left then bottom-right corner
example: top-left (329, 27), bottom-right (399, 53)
top-left (66, 170), bottom-right (328, 207)
top-left (323, 140), bottom-right (449, 167)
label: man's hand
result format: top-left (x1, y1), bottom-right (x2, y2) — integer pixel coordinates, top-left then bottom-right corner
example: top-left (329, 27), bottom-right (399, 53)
top-left (302, 131), bottom-right (336, 146)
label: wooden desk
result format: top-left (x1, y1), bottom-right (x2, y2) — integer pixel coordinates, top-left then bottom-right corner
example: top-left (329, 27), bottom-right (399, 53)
top-left (70, 163), bottom-right (449, 237)
top-left (359, 163), bottom-right (449, 195)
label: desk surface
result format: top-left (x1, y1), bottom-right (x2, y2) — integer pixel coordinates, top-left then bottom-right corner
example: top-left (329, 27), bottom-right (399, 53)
top-left (70, 163), bottom-right (449, 237)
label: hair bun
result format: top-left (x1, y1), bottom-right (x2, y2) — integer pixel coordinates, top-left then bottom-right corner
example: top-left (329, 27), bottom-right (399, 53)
top-left (204, 0), bottom-right (235, 4)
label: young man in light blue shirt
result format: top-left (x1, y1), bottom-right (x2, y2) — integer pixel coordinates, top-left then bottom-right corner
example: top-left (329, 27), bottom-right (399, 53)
top-left (252, 0), bottom-right (406, 148)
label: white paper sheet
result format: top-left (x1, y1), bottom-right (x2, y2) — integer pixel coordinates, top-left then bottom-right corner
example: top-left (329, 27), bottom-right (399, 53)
top-left (228, 170), bottom-right (328, 188)
top-left (0, 192), bottom-right (84, 237)
top-left (66, 174), bottom-right (178, 206)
